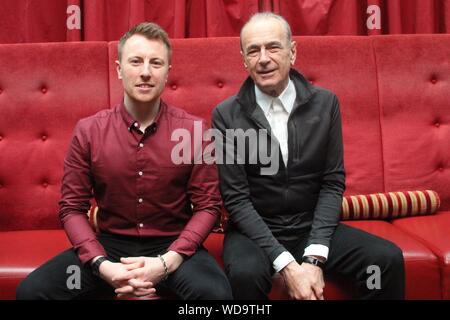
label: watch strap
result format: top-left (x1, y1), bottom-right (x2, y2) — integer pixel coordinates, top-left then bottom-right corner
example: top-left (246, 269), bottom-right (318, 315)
top-left (301, 256), bottom-right (325, 270)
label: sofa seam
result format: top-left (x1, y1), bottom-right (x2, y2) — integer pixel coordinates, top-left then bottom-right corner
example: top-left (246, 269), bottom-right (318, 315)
top-left (370, 37), bottom-right (386, 193)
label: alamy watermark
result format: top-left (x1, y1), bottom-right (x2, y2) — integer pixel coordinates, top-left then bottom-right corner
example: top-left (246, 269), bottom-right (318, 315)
top-left (170, 121), bottom-right (280, 175)
top-left (66, 265), bottom-right (81, 290)
top-left (366, 264), bottom-right (381, 290)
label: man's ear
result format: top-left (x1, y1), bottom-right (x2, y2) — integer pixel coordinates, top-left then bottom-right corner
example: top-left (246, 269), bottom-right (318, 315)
top-left (290, 41), bottom-right (297, 66)
top-left (115, 60), bottom-right (122, 80)
top-left (166, 65), bottom-right (172, 83)
top-left (240, 51), bottom-right (248, 69)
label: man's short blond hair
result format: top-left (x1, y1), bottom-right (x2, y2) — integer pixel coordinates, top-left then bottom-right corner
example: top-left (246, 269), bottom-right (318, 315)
top-left (118, 22), bottom-right (172, 63)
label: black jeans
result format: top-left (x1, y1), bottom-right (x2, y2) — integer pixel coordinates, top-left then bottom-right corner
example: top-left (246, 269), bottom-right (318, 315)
top-left (16, 232), bottom-right (232, 300)
top-left (223, 223), bottom-right (405, 300)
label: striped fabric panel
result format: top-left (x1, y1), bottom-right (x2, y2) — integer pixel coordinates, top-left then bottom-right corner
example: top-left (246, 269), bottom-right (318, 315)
top-left (341, 190), bottom-right (440, 220)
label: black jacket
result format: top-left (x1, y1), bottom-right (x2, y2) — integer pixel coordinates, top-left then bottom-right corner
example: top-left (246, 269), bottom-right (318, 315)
top-left (212, 69), bottom-right (345, 263)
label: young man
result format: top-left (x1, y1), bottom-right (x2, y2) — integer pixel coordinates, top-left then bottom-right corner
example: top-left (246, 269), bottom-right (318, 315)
top-left (212, 13), bottom-right (405, 300)
top-left (17, 22), bottom-right (232, 300)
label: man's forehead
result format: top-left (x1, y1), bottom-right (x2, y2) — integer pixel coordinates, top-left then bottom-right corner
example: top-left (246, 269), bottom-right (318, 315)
top-left (241, 18), bottom-right (287, 47)
top-left (122, 35), bottom-right (167, 57)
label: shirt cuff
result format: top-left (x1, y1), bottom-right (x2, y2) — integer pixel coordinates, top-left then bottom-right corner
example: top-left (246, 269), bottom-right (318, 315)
top-left (273, 251), bottom-right (296, 273)
top-left (303, 244), bottom-right (329, 261)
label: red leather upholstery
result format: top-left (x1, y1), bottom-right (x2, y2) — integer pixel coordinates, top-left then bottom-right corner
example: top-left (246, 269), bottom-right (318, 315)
top-left (1, 35), bottom-right (449, 299)
top-left (0, 230), bottom-right (71, 300)
top-left (343, 221), bottom-right (442, 299)
top-left (392, 212), bottom-right (450, 299)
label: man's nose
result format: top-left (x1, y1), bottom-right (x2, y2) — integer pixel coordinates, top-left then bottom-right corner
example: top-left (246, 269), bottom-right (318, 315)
top-left (140, 61), bottom-right (152, 79)
top-left (258, 48), bottom-right (270, 65)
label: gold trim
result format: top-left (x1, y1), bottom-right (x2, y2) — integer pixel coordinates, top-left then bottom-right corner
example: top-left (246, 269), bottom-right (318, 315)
top-left (389, 192), bottom-right (399, 218)
top-left (408, 191), bottom-right (418, 215)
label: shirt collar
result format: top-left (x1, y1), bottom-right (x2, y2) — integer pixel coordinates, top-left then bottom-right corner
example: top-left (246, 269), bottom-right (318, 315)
top-left (119, 99), bottom-right (165, 132)
top-left (255, 78), bottom-right (296, 116)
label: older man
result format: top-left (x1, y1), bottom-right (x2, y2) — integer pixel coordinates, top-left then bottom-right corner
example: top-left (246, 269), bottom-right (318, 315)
top-left (212, 12), bottom-right (405, 300)
top-left (17, 22), bottom-right (232, 300)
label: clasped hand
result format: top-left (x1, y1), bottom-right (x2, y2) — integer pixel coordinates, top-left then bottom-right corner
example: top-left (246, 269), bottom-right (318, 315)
top-left (280, 261), bottom-right (325, 300)
top-left (99, 256), bottom-right (165, 298)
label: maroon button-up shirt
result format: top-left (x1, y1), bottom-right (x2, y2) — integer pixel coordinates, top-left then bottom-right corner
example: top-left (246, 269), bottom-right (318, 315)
top-left (59, 101), bottom-right (221, 264)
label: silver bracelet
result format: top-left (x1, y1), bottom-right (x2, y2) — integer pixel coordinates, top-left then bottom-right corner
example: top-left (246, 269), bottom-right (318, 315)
top-left (157, 254), bottom-right (169, 280)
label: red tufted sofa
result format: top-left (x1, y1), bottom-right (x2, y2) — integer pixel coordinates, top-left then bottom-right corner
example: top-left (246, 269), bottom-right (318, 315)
top-left (0, 35), bottom-right (449, 300)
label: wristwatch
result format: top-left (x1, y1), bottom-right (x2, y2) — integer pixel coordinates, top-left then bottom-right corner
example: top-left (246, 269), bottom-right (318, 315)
top-left (301, 256), bottom-right (325, 270)
top-left (91, 256), bottom-right (109, 277)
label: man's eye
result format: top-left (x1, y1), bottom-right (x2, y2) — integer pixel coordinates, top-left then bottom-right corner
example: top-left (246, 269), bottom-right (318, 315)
top-left (247, 50), bottom-right (258, 56)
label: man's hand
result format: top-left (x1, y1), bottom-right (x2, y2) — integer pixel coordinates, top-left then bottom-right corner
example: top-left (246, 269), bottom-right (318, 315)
top-left (112, 252), bottom-right (183, 297)
top-left (280, 260), bottom-right (325, 300)
top-left (98, 260), bottom-right (156, 297)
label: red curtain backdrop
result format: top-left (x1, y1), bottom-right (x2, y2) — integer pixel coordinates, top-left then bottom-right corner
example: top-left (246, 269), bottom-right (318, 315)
top-left (1, 0), bottom-right (449, 43)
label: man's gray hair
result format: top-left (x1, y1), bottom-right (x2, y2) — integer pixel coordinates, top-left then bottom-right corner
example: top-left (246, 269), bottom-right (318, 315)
top-left (240, 12), bottom-right (292, 51)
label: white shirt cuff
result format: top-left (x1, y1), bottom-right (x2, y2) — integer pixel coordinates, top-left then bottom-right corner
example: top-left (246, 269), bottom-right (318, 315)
top-left (273, 251), bottom-right (296, 273)
top-left (303, 244), bottom-right (329, 261)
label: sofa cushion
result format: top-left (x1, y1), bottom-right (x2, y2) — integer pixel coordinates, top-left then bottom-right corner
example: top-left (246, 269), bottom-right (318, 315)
top-left (373, 35), bottom-right (450, 211)
top-left (0, 230), bottom-right (71, 300)
top-left (392, 211), bottom-right (450, 299)
top-left (0, 42), bottom-right (110, 231)
top-left (341, 190), bottom-right (440, 220)
top-left (343, 220), bottom-right (441, 299)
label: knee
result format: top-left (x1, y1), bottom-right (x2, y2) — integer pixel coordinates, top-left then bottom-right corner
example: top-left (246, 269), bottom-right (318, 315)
top-left (371, 241), bottom-right (404, 271)
top-left (16, 277), bottom-right (39, 300)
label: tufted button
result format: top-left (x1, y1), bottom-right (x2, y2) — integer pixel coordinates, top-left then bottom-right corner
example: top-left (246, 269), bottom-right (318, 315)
top-left (217, 81), bottom-right (224, 88)
top-left (42, 182), bottom-right (48, 188)
top-left (0, 183), bottom-right (2, 188)
top-left (41, 135), bottom-right (47, 141)
top-left (171, 84), bottom-right (177, 90)
top-left (309, 80), bottom-right (315, 84)
top-left (430, 77), bottom-right (437, 84)
top-left (0, 136), bottom-right (3, 141)
top-left (435, 122), bottom-right (440, 128)
top-left (41, 86), bottom-right (47, 94)
top-left (0, 88), bottom-right (3, 94)
top-left (439, 167), bottom-right (444, 172)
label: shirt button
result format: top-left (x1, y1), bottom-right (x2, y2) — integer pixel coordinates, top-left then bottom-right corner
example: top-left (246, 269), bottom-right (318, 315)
top-left (138, 198), bottom-right (143, 203)
top-left (138, 223), bottom-right (144, 228)
top-left (139, 143), bottom-right (144, 148)
top-left (134, 122), bottom-right (139, 127)
top-left (138, 171), bottom-right (143, 176)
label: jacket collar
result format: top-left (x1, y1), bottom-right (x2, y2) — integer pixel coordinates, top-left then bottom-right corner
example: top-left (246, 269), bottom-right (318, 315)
top-left (236, 68), bottom-right (314, 129)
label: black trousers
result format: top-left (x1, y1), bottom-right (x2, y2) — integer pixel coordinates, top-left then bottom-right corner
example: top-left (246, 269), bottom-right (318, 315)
top-left (16, 232), bottom-right (232, 300)
top-left (223, 223), bottom-right (405, 300)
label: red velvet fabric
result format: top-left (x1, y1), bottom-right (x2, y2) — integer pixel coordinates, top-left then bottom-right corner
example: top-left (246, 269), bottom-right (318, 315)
top-left (0, 42), bottom-right (110, 230)
top-left (1, 0), bottom-right (450, 44)
top-left (373, 35), bottom-right (450, 211)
